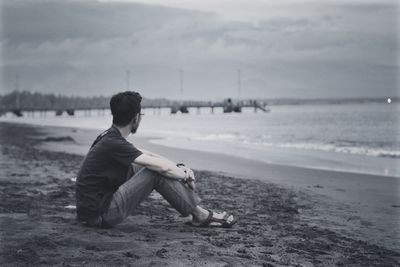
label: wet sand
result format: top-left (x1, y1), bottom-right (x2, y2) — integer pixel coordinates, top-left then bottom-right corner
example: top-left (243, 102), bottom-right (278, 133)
top-left (0, 122), bottom-right (399, 266)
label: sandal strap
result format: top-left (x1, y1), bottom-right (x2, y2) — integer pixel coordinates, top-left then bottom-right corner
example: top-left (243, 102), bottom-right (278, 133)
top-left (189, 210), bottom-right (237, 228)
top-left (198, 210), bottom-right (214, 227)
top-left (210, 213), bottom-right (236, 228)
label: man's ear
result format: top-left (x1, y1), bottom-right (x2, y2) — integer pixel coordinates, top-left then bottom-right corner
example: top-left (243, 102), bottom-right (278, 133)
top-left (132, 114), bottom-right (140, 124)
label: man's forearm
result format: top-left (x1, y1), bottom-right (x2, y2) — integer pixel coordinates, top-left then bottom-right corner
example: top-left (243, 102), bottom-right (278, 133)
top-left (159, 164), bottom-right (188, 180)
top-left (134, 153), bottom-right (187, 180)
top-left (153, 157), bottom-right (186, 180)
top-left (140, 148), bottom-right (171, 162)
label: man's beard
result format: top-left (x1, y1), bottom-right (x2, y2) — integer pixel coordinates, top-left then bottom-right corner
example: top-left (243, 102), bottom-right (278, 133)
top-left (130, 123), bottom-right (139, 134)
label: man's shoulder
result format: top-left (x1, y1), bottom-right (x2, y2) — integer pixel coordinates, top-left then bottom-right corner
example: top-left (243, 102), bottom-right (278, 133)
top-left (96, 127), bottom-right (123, 144)
top-left (89, 127), bottom-right (139, 159)
top-left (99, 130), bottom-right (135, 151)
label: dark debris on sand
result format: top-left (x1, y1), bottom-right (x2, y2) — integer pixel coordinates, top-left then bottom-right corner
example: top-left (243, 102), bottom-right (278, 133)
top-left (0, 122), bottom-right (399, 266)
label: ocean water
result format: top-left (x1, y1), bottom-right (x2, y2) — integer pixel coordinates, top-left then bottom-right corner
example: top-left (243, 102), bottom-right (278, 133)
top-left (1, 102), bottom-right (399, 177)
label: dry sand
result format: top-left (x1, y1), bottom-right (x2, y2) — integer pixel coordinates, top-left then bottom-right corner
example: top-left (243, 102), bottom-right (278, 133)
top-left (0, 122), bottom-right (399, 266)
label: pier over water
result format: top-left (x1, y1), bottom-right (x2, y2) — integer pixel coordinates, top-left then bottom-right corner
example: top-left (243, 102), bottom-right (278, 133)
top-left (0, 91), bottom-right (269, 117)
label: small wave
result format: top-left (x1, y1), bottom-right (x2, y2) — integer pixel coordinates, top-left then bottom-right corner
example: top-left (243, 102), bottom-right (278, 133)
top-left (140, 130), bottom-right (242, 143)
top-left (192, 133), bottom-right (239, 141)
top-left (333, 146), bottom-right (400, 159)
top-left (42, 136), bottom-right (75, 143)
top-left (378, 152), bottom-right (400, 159)
top-left (254, 142), bottom-right (400, 159)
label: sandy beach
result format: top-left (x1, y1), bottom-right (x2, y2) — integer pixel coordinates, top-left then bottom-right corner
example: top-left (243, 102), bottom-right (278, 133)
top-left (0, 122), bottom-right (399, 266)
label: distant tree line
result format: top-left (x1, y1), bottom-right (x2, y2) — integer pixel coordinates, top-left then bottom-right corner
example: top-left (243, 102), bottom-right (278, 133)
top-left (0, 91), bottom-right (186, 111)
top-left (0, 91), bottom-right (109, 110)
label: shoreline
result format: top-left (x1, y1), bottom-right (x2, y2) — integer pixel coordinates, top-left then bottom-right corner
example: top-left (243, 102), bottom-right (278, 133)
top-left (1, 114), bottom-right (399, 179)
top-left (18, 121), bottom-right (399, 179)
top-left (0, 122), bottom-right (399, 265)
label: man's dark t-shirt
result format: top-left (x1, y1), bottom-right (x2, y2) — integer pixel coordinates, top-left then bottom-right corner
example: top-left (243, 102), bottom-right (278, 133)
top-left (76, 126), bottom-right (142, 221)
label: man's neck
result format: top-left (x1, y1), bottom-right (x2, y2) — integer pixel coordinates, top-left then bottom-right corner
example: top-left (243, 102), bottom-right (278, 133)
top-left (113, 124), bottom-right (131, 139)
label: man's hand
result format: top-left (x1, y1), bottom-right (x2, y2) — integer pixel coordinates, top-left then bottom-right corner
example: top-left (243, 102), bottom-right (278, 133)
top-left (187, 180), bottom-right (196, 191)
top-left (177, 164), bottom-right (196, 190)
top-left (182, 166), bottom-right (195, 180)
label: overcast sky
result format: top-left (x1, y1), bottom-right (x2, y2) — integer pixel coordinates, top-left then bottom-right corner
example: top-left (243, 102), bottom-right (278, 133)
top-left (0, 0), bottom-right (398, 100)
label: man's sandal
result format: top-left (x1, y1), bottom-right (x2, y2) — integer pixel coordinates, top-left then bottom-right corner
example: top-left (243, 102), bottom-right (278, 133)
top-left (188, 210), bottom-right (237, 228)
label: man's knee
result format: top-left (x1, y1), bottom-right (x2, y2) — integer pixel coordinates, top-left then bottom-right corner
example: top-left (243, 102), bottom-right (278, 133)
top-left (127, 167), bottom-right (165, 189)
top-left (135, 167), bottom-right (159, 177)
top-left (131, 163), bottom-right (144, 174)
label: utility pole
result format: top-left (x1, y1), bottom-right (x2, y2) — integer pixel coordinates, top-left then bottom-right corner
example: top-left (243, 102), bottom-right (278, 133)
top-left (179, 69), bottom-right (184, 100)
top-left (237, 69), bottom-right (241, 100)
top-left (126, 70), bottom-right (131, 91)
top-left (15, 74), bottom-right (20, 109)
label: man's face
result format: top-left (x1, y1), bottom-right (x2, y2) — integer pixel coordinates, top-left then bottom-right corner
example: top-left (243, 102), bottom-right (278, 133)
top-left (130, 113), bottom-right (142, 134)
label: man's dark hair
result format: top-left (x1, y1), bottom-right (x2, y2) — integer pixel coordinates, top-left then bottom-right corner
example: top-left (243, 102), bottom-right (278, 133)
top-left (110, 91), bottom-right (142, 127)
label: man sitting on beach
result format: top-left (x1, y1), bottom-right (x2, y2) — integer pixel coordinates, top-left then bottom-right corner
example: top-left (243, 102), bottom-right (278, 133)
top-left (75, 91), bottom-right (237, 228)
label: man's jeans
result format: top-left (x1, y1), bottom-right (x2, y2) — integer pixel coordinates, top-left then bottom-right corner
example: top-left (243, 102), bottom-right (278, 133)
top-left (100, 163), bottom-right (201, 228)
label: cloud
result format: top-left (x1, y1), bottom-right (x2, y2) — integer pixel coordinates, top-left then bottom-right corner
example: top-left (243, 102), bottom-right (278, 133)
top-left (0, 0), bottom-right (398, 99)
top-left (1, 0), bottom-right (217, 44)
